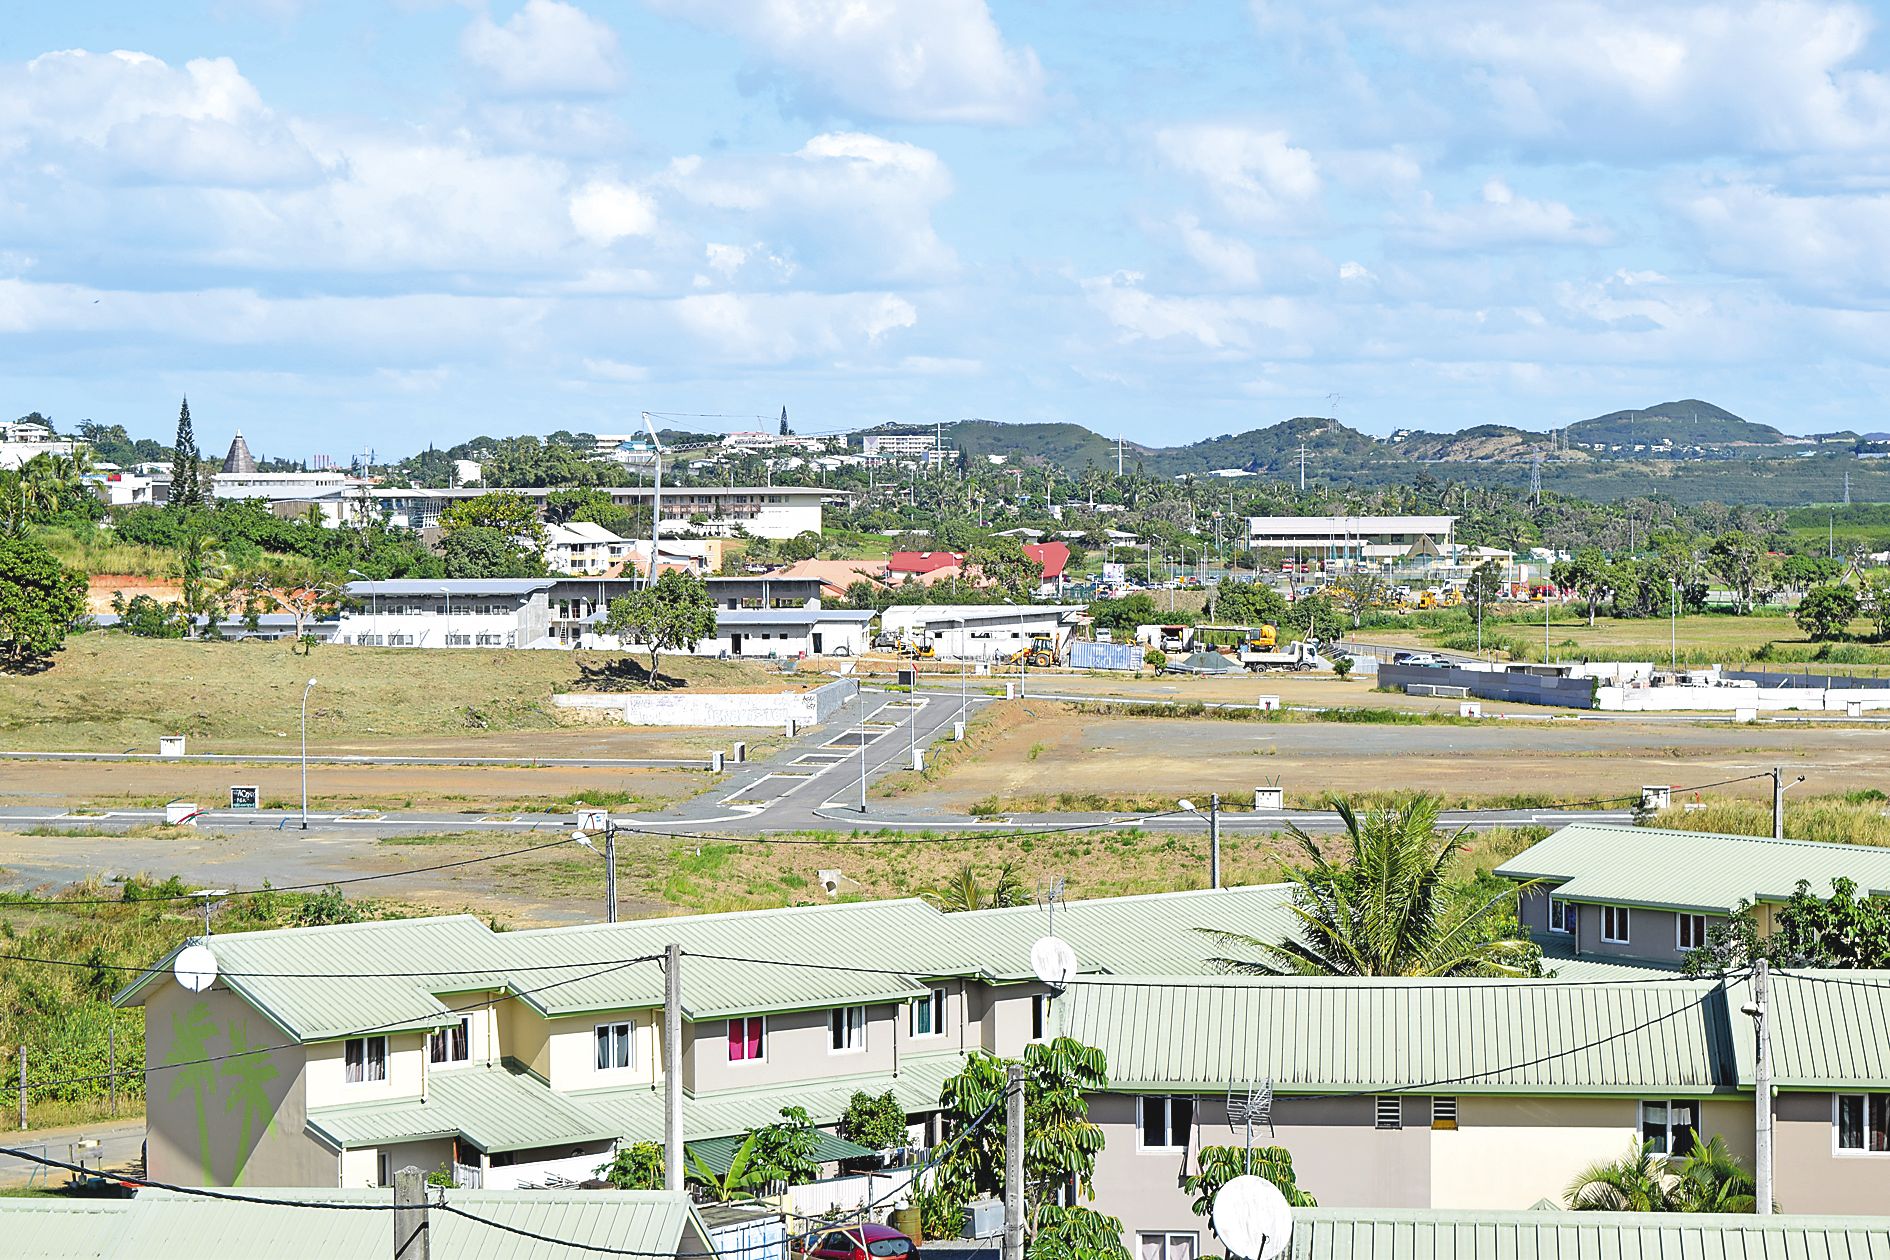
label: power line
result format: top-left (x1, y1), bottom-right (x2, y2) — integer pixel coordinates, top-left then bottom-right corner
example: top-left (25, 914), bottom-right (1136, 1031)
top-left (0, 949), bottom-right (670, 983)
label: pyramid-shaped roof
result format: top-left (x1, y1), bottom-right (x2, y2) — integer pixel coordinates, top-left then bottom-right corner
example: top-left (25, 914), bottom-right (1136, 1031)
top-left (221, 430), bottom-right (257, 474)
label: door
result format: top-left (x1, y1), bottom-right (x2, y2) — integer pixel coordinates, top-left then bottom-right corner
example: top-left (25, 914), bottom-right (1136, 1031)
top-left (730, 633), bottom-right (743, 655)
top-left (813, 632), bottom-right (824, 654)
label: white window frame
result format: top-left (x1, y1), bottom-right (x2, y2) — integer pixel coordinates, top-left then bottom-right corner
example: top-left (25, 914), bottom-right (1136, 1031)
top-left (595, 1020), bottom-right (635, 1073)
top-left (1638, 1099), bottom-right (1699, 1156)
top-left (910, 987), bottom-right (947, 1038)
top-left (1548, 897), bottom-right (1574, 935)
top-left (1676, 913), bottom-right (1708, 951)
top-left (829, 1005), bottom-right (867, 1054)
top-left (428, 1017), bottom-right (470, 1066)
top-left (344, 1035), bottom-right (387, 1085)
top-left (1834, 1092), bottom-right (1890, 1156)
top-left (1137, 1095), bottom-right (1194, 1152)
top-left (1375, 1096), bottom-right (1403, 1130)
top-left (728, 1016), bottom-right (767, 1064)
top-left (1137, 1233), bottom-right (1198, 1260)
top-left (1602, 905), bottom-right (1631, 945)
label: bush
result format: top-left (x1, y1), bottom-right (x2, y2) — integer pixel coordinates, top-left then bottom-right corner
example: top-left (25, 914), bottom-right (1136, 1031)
top-left (1144, 648), bottom-right (1166, 670)
top-left (837, 1089), bottom-right (907, 1154)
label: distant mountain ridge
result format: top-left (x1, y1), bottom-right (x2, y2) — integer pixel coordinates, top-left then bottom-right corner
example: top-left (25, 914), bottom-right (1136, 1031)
top-left (927, 399), bottom-right (1801, 474)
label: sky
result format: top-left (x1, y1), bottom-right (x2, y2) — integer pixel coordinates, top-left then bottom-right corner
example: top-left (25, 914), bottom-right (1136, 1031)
top-left (7, 1), bottom-right (1890, 458)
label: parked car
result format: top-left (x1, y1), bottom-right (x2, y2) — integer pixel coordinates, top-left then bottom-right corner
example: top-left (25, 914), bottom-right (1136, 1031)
top-left (1391, 651), bottom-right (1448, 667)
top-left (803, 1224), bottom-right (917, 1260)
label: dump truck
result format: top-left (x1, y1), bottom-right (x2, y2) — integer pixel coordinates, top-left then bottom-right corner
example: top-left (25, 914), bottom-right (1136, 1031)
top-left (1241, 639), bottom-right (1337, 672)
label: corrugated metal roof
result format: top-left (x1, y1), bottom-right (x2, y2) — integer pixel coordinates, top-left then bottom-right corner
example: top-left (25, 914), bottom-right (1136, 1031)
top-left (1287, 1208), bottom-right (1890, 1259)
top-left (686, 1130), bottom-right (875, 1175)
top-left (1736, 970), bottom-right (1890, 1089)
top-left (308, 1059), bottom-right (619, 1153)
top-left (344, 579), bottom-right (555, 595)
top-left (715, 609), bottom-right (876, 626)
top-left (1053, 975), bottom-right (1737, 1094)
top-left (104, 1189), bottom-right (707, 1260)
top-left (0, 1198), bottom-right (130, 1259)
top-left (1497, 823), bottom-right (1890, 912)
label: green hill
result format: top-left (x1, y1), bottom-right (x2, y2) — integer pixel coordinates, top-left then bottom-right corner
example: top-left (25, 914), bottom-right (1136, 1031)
top-left (1153, 416), bottom-right (1389, 475)
top-left (1566, 399), bottom-right (1784, 447)
top-left (943, 420), bottom-right (1146, 469)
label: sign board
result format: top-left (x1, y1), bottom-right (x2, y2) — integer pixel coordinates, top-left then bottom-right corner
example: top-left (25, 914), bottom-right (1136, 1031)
top-left (575, 807), bottom-right (609, 833)
top-left (159, 735), bottom-right (186, 758)
top-left (1101, 562), bottom-right (1126, 587)
top-left (897, 668), bottom-right (917, 687)
top-left (228, 785), bottom-right (260, 810)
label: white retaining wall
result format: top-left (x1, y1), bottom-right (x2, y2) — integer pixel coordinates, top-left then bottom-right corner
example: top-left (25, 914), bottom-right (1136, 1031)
top-left (554, 678), bottom-right (859, 727)
top-left (1596, 684), bottom-right (1890, 712)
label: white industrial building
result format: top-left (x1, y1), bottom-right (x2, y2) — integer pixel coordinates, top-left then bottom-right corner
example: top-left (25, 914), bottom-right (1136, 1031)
top-left (861, 433), bottom-right (946, 464)
top-left (544, 521), bottom-right (629, 575)
top-left (0, 420), bottom-right (77, 470)
top-left (1246, 514), bottom-right (1457, 560)
top-left (879, 604), bottom-right (1085, 661)
top-left (336, 580), bottom-right (555, 649)
top-left (583, 607), bottom-right (873, 658)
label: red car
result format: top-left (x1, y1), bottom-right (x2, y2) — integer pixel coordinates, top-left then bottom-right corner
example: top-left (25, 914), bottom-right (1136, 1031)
top-left (805, 1224), bottom-right (918, 1260)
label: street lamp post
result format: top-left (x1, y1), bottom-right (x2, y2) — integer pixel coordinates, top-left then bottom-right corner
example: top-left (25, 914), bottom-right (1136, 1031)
top-left (347, 569), bottom-right (375, 617)
top-left (299, 678), bottom-right (317, 830)
top-left (570, 822), bottom-right (620, 923)
top-left (1178, 795), bottom-right (1222, 889)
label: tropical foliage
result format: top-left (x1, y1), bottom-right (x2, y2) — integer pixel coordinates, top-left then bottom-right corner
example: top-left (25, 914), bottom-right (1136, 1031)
top-left (597, 1141), bottom-right (665, 1190)
top-left (1203, 795), bottom-right (1541, 977)
top-left (1684, 877), bottom-right (1890, 972)
top-left (1183, 1144), bottom-right (1318, 1214)
top-left (600, 569), bottom-right (717, 686)
top-left (837, 1089), bottom-right (908, 1153)
top-left (1565, 1136), bottom-right (1758, 1213)
top-left (919, 862), bottom-right (1027, 912)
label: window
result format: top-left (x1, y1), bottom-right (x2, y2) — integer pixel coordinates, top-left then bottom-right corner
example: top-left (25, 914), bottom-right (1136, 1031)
top-left (1139, 1096), bottom-right (1194, 1150)
top-left (1837, 1094), bottom-right (1890, 1153)
top-left (1431, 1097), bottom-right (1458, 1126)
top-left (1031, 994), bottom-right (1048, 1041)
top-left (1375, 1096), bottom-right (1403, 1130)
top-left (910, 987), bottom-right (947, 1037)
top-left (1602, 905), bottom-right (1631, 944)
top-left (830, 1006), bottom-right (866, 1053)
top-left (1548, 897), bottom-right (1574, 935)
top-left (445, 633), bottom-right (472, 646)
top-left (728, 1016), bottom-right (765, 1063)
top-left (595, 1021), bottom-right (634, 1072)
top-left (1639, 1099), bottom-right (1698, 1156)
top-left (1137, 1232), bottom-right (1197, 1260)
top-left (428, 1018), bottom-right (469, 1065)
top-left (344, 1036), bottom-right (387, 1084)
top-left (1677, 914), bottom-right (1708, 950)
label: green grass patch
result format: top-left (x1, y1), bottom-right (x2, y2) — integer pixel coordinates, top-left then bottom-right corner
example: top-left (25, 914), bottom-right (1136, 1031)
top-left (1649, 795), bottom-right (1890, 847)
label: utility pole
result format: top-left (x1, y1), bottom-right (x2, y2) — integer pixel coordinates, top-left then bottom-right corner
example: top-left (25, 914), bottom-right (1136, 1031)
top-left (1770, 766), bottom-right (1800, 841)
top-left (394, 1165), bottom-right (429, 1260)
top-left (858, 711), bottom-right (869, 812)
top-left (1117, 435), bottom-right (1123, 477)
top-left (663, 944), bottom-right (683, 1193)
top-left (1003, 1062), bottom-right (1026, 1260)
top-left (641, 412), bottom-right (664, 591)
top-left (1750, 958), bottom-right (1773, 1215)
top-left (1209, 792), bottom-right (1222, 890)
top-left (604, 826), bottom-right (618, 924)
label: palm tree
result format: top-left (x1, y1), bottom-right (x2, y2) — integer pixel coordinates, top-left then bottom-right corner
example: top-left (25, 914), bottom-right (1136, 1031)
top-left (1202, 795), bottom-right (1539, 976)
top-left (1672, 1134), bottom-right (1758, 1212)
top-left (1566, 1141), bottom-right (1677, 1210)
top-left (919, 861), bottom-right (1027, 912)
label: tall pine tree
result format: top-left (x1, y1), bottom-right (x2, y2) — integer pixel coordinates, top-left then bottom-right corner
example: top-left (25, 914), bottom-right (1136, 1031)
top-left (779, 406), bottom-right (790, 436)
top-left (169, 397), bottom-right (201, 509)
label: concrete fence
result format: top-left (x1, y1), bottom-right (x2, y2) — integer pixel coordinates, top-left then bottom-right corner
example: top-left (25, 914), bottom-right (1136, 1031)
top-left (554, 678), bottom-right (859, 728)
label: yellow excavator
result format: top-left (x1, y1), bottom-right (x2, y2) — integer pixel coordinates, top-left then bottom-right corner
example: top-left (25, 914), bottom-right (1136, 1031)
top-left (899, 637), bottom-right (937, 660)
top-left (1006, 635), bottom-right (1059, 668)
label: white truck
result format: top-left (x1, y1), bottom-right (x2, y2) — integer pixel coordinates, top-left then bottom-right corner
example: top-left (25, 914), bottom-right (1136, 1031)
top-left (1241, 639), bottom-right (1338, 672)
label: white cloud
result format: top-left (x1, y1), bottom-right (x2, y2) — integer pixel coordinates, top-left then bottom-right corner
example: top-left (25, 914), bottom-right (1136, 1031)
top-left (1393, 178), bottom-right (1611, 250)
top-left (1368, 0), bottom-right (1890, 156)
top-left (667, 132), bottom-right (956, 284)
top-left (582, 357), bottom-right (649, 381)
top-left (1080, 271), bottom-right (1304, 354)
top-left (461, 0), bottom-right (625, 96)
top-left (648, 0), bottom-right (1044, 124)
top-left (670, 291), bottom-right (917, 362)
top-left (1173, 214), bottom-right (1262, 287)
top-left (0, 48), bottom-right (320, 186)
top-left (1682, 180), bottom-right (1890, 296)
top-left (568, 179), bottom-right (657, 244)
top-left (1155, 125), bottom-right (1320, 227)
top-left (900, 354), bottom-right (981, 375)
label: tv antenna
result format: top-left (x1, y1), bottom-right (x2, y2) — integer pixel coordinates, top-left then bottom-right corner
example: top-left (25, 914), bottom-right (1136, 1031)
top-left (1037, 875), bottom-right (1066, 936)
top-left (1226, 1079), bottom-right (1276, 1160)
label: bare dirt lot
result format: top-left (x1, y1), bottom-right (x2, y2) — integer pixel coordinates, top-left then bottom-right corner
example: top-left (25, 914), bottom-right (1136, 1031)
top-left (892, 701), bottom-right (1890, 811)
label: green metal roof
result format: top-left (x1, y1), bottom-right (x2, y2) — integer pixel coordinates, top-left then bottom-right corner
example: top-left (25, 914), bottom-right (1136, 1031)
top-left (307, 1058), bottom-right (619, 1154)
top-left (95, 1189), bottom-right (708, 1260)
top-left (0, 1198), bottom-right (131, 1260)
top-left (1053, 975), bottom-right (1740, 1095)
top-left (116, 885), bottom-right (1296, 1039)
top-left (1288, 1208), bottom-right (1890, 1259)
top-left (1736, 970), bottom-right (1890, 1090)
top-left (1497, 823), bottom-right (1890, 913)
top-left (686, 1130), bottom-right (876, 1175)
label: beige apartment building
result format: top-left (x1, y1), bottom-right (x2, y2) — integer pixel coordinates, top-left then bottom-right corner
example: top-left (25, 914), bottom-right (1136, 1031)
top-left (118, 881), bottom-right (1890, 1247)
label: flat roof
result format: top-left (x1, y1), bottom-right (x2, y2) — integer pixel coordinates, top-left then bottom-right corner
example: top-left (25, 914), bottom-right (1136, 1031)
top-left (370, 485), bottom-right (833, 499)
top-left (344, 579), bottom-right (555, 596)
top-left (883, 604), bottom-right (1084, 623)
top-left (1246, 514), bottom-right (1457, 533)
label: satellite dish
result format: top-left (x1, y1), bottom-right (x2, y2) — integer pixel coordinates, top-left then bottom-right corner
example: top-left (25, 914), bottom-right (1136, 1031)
top-left (174, 942), bottom-right (219, 994)
top-left (1029, 935), bottom-right (1077, 987)
top-left (1212, 1175), bottom-right (1293, 1260)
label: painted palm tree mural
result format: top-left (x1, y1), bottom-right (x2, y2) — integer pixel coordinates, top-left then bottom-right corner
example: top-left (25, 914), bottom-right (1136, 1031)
top-left (163, 1003), bottom-right (222, 1184)
top-left (219, 1019), bottom-right (279, 1186)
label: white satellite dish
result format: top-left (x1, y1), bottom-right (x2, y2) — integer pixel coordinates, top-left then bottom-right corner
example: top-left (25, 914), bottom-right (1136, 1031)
top-left (1029, 935), bottom-right (1077, 987)
top-left (174, 942), bottom-right (219, 994)
top-left (1211, 1175), bottom-right (1293, 1260)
